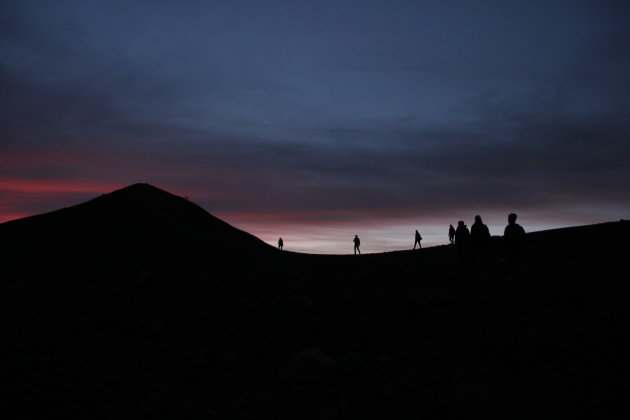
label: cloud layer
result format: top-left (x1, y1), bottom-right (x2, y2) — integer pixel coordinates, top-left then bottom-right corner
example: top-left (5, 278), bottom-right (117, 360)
top-left (2, 0), bottom-right (629, 252)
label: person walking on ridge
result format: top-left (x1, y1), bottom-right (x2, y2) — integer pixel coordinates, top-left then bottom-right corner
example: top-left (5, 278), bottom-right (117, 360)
top-left (353, 235), bottom-right (361, 255)
top-left (278, 237), bottom-right (283, 250)
top-left (414, 230), bottom-right (422, 249)
top-left (449, 224), bottom-right (456, 244)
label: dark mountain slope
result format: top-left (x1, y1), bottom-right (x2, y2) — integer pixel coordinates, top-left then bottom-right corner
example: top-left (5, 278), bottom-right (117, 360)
top-left (1, 183), bottom-right (275, 265)
top-left (2, 186), bottom-right (629, 418)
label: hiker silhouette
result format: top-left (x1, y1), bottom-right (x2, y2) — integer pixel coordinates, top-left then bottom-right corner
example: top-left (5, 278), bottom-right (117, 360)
top-left (504, 213), bottom-right (526, 260)
top-left (455, 220), bottom-right (471, 263)
top-left (471, 215), bottom-right (491, 267)
top-left (353, 235), bottom-right (361, 255)
top-left (448, 224), bottom-right (456, 244)
top-left (278, 237), bottom-right (283, 250)
top-left (414, 230), bottom-right (422, 249)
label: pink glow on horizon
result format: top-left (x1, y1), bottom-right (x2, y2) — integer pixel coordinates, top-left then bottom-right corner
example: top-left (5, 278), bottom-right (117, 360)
top-left (0, 178), bottom-right (123, 194)
top-left (1, 177), bottom-right (626, 253)
top-left (0, 177), bottom-right (125, 224)
top-left (220, 206), bottom-right (429, 226)
top-left (0, 213), bottom-right (30, 224)
top-left (225, 210), bottom-right (625, 254)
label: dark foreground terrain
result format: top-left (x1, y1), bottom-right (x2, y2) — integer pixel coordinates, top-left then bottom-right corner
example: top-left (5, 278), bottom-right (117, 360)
top-left (2, 184), bottom-right (629, 418)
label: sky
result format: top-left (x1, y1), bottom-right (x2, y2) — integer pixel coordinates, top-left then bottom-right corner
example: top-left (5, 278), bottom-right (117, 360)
top-left (1, 0), bottom-right (629, 254)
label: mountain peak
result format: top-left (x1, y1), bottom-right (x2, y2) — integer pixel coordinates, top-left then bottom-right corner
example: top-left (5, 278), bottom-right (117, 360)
top-left (1, 183), bottom-right (274, 257)
top-left (119, 182), bottom-right (160, 191)
top-left (116, 182), bottom-right (167, 194)
top-left (106, 182), bottom-right (180, 200)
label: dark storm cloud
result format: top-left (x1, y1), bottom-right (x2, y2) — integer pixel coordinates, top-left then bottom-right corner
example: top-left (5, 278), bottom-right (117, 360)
top-left (2, 0), bottom-right (630, 241)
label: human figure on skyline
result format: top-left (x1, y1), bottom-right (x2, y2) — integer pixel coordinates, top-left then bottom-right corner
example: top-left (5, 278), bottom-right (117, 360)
top-left (455, 220), bottom-right (471, 263)
top-left (353, 235), bottom-right (361, 255)
top-left (471, 215), bottom-right (491, 266)
top-left (278, 237), bottom-right (283, 250)
top-left (413, 230), bottom-right (422, 249)
top-left (504, 213), bottom-right (526, 260)
top-left (449, 224), bottom-right (456, 244)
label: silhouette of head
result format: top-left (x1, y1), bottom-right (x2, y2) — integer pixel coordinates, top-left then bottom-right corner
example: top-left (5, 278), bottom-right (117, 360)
top-left (458, 220), bottom-right (464, 227)
top-left (475, 215), bottom-right (482, 223)
top-left (508, 213), bottom-right (517, 224)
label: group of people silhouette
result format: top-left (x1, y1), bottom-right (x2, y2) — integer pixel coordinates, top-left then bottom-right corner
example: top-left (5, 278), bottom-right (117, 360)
top-left (451, 215), bottom-right (490, 264)
top-left (276, 213), bottom-right (525, 259)
top-left (451, 213), bottom-right (526, 265)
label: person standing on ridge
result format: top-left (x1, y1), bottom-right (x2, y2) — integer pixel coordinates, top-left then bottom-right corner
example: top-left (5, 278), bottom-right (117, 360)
top-left (449, 224), bottom-right (456, 244)
top-left (504, 213), bottom-right (526, 261)
top-left (471, 215), bottom-right (491, 266)
top-left (414, 229), bottom-right (423, 249)
top-left (278, 237), bottom-right (283, 250)
top-left (353, 235), bottom-right (361, 255)
top-left (455, 220), bottom-right (471, 263)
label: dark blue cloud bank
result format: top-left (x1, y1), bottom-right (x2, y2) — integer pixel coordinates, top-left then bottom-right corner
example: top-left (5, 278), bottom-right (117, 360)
top-left (2, 0), bottom-right (629, 252)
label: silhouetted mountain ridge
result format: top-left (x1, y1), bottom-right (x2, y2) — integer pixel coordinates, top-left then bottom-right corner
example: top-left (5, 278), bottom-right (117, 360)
top-left (0, 183), bottom-right (274, 258)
